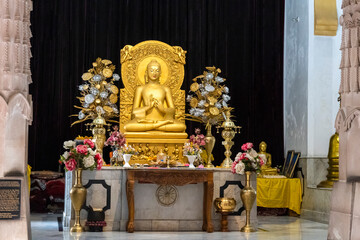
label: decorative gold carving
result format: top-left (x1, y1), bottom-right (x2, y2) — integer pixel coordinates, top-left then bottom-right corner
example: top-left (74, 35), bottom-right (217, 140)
top-left (129, 142), bottom-right (186, 165)
top-left (172, 144), bottom-right (180, 160)
top-left (156, 185), bottom-right (178, 206)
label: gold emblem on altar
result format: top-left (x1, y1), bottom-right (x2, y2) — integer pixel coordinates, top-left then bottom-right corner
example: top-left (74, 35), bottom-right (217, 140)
top-left (119, 40), bottom-right (188, 164)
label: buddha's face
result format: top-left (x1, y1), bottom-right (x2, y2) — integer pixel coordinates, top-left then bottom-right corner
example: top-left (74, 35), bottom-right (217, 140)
top-left (147, 62), bottom-right (161, 81)
top-left (259, 143), bottom-right (267, 152)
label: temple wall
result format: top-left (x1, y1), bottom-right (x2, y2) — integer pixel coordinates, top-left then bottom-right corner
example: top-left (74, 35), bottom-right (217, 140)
top-left (284, 0), bottom-right (342, 227)
top-left (283, 0), bottom-right (309, 155)
top-left (0, 0), bottom-right (33, 239)
top-left (284, 0), bottom-right (341, 158)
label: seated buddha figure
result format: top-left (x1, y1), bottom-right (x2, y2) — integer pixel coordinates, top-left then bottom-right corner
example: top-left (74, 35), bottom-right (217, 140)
top-left (124, 59), bottom-right (186, 132)
top-left (259, 141), bottom-right (278, 176)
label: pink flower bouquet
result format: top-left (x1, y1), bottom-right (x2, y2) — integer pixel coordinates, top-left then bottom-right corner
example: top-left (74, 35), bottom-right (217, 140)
top-left (105, 126), bottom-right (126, 148)
top-left (183, 128), bottom-right (206, 156)
top-left (59, 139), bottom-right (103, 171)
top-left (231, 142), bottom-right (264, 175)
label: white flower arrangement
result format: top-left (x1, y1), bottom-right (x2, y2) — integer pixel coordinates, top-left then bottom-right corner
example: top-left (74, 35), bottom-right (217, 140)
top-left (186, 66), bottom-right (231, 129)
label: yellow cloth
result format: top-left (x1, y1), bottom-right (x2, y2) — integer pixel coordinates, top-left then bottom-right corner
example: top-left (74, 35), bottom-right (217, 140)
top-left (257, 178), bottom-right (302, 214)
top-left (314, 0), bottom-right (338, 36)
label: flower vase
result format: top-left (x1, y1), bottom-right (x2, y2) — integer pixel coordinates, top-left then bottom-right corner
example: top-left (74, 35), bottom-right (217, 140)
top-left (240, 171), bottom-right (256, 232)
top-left (186, 155), bottom-right (196, 168)
top-left (70, 168), bottom-right (87, 232)
top-left (204, 125), bottom-right (215, 168)
top-left (123, 154), bottom-right (132, 168)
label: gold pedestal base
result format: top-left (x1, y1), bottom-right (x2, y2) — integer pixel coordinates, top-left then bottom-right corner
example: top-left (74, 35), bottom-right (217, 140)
top-left (220, 160), bottom-right (232, 168)
top-left (70, 225), bottom-right (85, 232)
top-left (240, 225), bottom-right (256, 232)
top-left (317, 180), bottom-right (335, 188)
top-left (205, 162), bottom-right (214, 168)
top-left (126, 137), bottom-right (187, 165)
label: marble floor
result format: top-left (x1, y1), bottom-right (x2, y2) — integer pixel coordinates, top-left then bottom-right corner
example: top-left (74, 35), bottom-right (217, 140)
top-left (31, 214), bottom-right (328, 240)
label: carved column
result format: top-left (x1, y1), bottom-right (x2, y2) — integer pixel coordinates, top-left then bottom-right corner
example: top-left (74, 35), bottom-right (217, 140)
top-left (0, 0), bottom-right (32, 239)
top-left (328, 1), bottom-right (360, 239)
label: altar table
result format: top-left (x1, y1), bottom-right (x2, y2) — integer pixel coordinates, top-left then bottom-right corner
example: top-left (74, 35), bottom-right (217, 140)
top-left (257, 178), bottom-right (302, 214)
top-left (64, 167), bottom-right (257, 231)
top-left (126, 168), bottom-right (214, 233)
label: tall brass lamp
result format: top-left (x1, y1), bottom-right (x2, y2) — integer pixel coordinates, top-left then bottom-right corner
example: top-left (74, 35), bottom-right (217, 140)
top-left (216, 111), bottom-right (241, 168)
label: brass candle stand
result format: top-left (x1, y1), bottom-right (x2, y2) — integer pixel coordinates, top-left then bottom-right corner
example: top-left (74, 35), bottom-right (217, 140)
top-left (85, 113), bottom-right (111, 156)
top-left (216, 111), bottom-right (241, 168)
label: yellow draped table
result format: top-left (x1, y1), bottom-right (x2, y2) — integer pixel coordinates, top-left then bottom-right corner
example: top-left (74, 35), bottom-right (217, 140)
top-left (257, 177), bottom-right (302, 214)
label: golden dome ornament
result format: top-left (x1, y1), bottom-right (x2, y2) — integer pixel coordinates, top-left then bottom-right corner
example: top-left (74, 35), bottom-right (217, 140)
top-left (95, 84), bottom-right (101, 89)
top-left (95, 99), bottom-right (101, 104)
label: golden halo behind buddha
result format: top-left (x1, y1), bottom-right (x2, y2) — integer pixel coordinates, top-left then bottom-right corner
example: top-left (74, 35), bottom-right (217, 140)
top-left (120, 40), bottom-right (185, 96)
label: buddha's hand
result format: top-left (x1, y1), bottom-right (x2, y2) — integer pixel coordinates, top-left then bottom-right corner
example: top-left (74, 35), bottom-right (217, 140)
top-left (154, 101), bottom-right (167, 113)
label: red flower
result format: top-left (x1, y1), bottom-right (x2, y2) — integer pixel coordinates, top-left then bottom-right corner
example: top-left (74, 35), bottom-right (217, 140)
top-left (241, 142), bottom-right (253, 151)
top-left (95, 153), bottom-right (101, 161)
top-left (76, 145), bottom-right (88, 154)
top-left (84, 139), bottom-right (95, 149)
top-left (65, 158), bottom-right (77, 171)
top-left (97, 159), bottom-right (103, 170)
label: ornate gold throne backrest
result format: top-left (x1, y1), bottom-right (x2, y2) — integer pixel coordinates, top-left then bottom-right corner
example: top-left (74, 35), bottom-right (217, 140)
top-left (119, 40), bottom-right (187, 132)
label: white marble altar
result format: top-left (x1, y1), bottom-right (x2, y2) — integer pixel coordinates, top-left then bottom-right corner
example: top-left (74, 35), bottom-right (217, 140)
top-left (64, 167), bottom-right (257, 232)
top-left (0, 0), bottom-right (33, 239)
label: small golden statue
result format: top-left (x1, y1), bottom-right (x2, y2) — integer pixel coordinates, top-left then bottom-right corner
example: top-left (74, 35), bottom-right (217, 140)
top-left (258, 141), bottom-right (278, 176)
top-left (124, 59), bottom-right (186, 132)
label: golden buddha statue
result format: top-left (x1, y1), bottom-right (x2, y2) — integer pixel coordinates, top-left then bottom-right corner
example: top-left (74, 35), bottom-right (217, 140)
top-left (124, 59), bottom-right (186, 132)
top-left (259, 141), bottom-right (278, 176)
top-left (120, 40), bottom-right (188, 164)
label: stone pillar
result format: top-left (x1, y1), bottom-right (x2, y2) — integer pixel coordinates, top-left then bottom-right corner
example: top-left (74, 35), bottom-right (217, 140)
top-left (0, 0), bottom-right (33, 239)
top-left (328, 1), bottom-right (360, 239)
